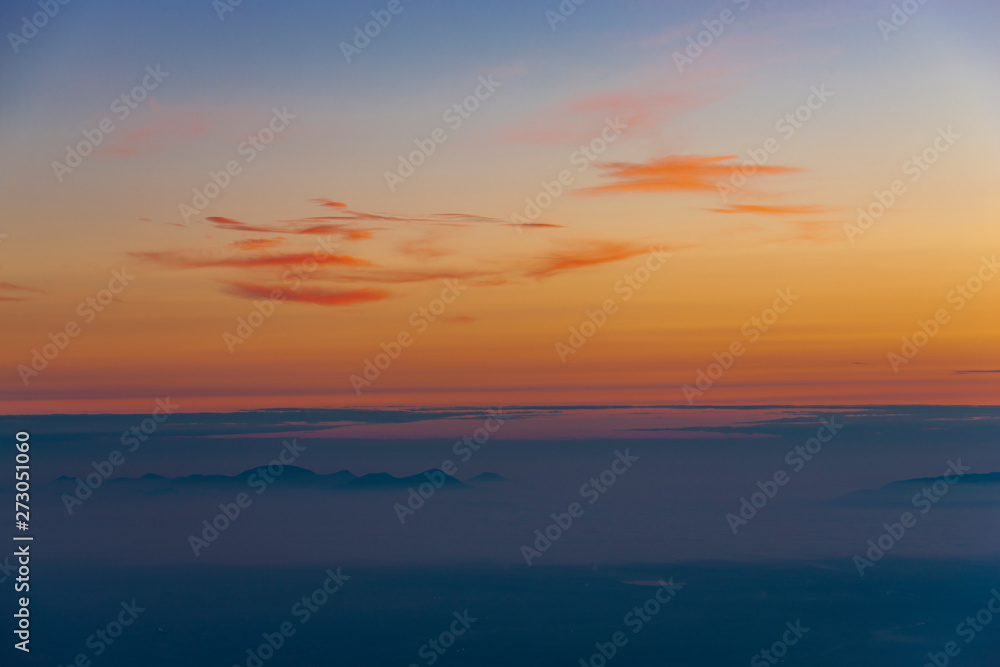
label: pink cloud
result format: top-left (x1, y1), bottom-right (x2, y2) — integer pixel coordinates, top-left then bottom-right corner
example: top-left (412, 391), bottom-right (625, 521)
top-left (226, 282), bottom-right (391, 307)
top-left (503, 90), bottom-right (706, 145)
top-left (96, 101), bottom-right (216, 158)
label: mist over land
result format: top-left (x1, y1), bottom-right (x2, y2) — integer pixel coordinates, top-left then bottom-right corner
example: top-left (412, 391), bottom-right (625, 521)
top-left (3, 406), bottom-right (999, 665)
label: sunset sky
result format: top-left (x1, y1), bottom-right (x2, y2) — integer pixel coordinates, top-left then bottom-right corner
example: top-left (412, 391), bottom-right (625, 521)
top-left (1, 0), bottom-right (998, 412)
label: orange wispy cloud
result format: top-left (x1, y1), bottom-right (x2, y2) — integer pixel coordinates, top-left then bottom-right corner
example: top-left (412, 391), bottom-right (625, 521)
top-left (0, 282), bottom-right (47, 301)
top-left (231, 238), bottom-right (286, 251)
top-left (505, 222), bottom-right (565, 229)
top-left (786, 220), bottom-right (843, 242)
top-left (293, 203), bottom-right (505, 227)
top-left (313, 239), bottom-right (673, 286)
top-left (504, 90), bottom-right (704, 145)
top-left (132, 250), bottom-right (372, 269)
top-left (226, 282), bottom-right (391, 306)
top-left (138, 195), bottom-right (681, 311)
top-left (95, 102), bottom-right (215, 158)
top-left (316, 268), bottom-right (503, 287)
top-left (208, 216), bottom-right (247, 226)
top-left (523, 240), bottom-right (661, 279)
top-left (397, 236), bottom-right (455, 261)
top-left (707, 204), bottom-right (836, 216)
top-left (204, 216), bottom-right (374, 241)
top-left (278, 222), bottom-right (377, 240)
top-left (0, 282), bottom-right (47, 294)
top-left (332, 239), bottom-right (675, 283)
top-left (579, 155), bottom-right (803, 195)
top-left (199, 201), bottom-right (511, 238)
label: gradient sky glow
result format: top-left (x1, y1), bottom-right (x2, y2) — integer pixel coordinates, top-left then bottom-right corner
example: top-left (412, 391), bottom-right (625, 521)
top-left (1, 0), bottom-right (998, 412)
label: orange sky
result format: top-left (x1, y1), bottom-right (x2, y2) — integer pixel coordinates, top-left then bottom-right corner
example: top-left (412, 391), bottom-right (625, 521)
top-left (1, 1), bottom-right (998, 413)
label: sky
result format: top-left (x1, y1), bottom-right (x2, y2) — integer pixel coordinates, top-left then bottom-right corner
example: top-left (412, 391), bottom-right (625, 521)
top-left (1, 0), bottom-right (998, 413)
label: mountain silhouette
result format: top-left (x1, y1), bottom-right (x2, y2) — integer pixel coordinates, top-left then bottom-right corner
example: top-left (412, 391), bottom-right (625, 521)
top-left (345, 469), bottom-right (466, 490)
top-left (49, 466), bottom-right (468, 494)
top-left (468, 472), bottom-right (508, 483)
top-left (833, 471), bottom-right (1000, 507)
